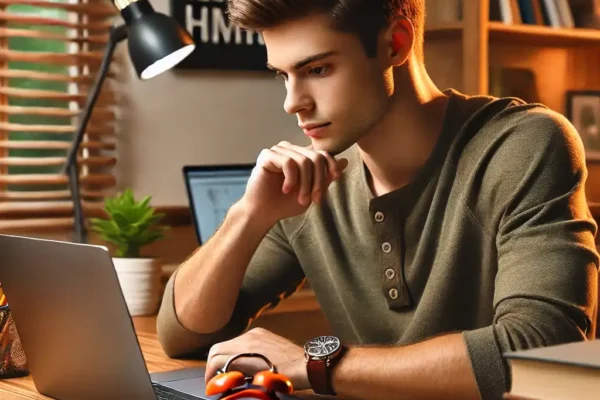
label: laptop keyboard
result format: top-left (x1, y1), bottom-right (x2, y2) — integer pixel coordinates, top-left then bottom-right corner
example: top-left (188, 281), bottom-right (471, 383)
top-left (153, 383), bottom-right (206, 400)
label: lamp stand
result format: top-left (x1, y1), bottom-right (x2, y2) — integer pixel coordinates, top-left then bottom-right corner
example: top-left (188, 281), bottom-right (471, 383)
top-left (62, 24), bottom-right (128, 243)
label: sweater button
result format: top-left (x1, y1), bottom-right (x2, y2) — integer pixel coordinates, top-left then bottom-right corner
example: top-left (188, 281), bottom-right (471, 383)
top-left (374, 211), bottom-right (385, 222)
top-left (385, 269), bottom-right (396, 280)
top-left (381, 242), bottom-right (392, 253)
top-left (388, 288), bottom-right (399, 300)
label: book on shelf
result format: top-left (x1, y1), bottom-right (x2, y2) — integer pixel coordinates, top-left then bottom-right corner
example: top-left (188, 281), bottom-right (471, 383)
top-left (490, 0), bottom-right (522, 24)
top-left (520, 0), bottom-right (546, 25)
top-left (555, 0), bottom-right (575, 27)
top-left (490, 0), bottom-right (576, 28)
top-left (541, 0), bottom-right (563, 26)
top-left (503, 340), bottom-right (600, 400)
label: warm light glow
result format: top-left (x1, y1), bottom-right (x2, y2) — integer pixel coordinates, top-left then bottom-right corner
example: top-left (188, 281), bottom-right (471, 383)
top-left (114, 0), bottom-right (141, 11)
top-left (140, 44), bottom-right (195, 80)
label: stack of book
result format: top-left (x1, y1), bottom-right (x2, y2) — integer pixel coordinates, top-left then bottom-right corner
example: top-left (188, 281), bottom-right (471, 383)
top-left (503, 339), bottom-right (600, 399)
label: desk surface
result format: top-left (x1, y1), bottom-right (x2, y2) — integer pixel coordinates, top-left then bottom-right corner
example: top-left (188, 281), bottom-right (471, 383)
top-left (0, 316), bottom-right (204, 400)
top-left (0, 316), bottom-right (328, 400)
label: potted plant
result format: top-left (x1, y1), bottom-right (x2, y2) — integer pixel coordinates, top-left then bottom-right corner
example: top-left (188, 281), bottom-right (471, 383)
top-left (90, 189), bottom-right (169, 316)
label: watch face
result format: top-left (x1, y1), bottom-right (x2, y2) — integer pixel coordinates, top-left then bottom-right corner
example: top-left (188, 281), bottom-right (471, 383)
top-left (304, 336), bottom-right (341, 358)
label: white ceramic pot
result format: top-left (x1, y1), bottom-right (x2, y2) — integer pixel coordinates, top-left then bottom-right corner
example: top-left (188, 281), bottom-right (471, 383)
top-left (112, 257), bottom-right (161, 316)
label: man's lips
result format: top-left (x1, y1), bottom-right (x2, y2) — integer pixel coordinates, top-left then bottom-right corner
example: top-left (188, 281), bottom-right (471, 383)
top-left (301, 123), bottom-right (331, 137)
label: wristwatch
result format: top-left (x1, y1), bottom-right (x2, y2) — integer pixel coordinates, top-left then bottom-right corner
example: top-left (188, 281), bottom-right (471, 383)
top-left (304, 335), bottom-right (345, 396)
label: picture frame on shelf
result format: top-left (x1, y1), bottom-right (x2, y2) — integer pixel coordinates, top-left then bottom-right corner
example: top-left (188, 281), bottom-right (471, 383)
top-left (566, 90), bottom-right (600, 162)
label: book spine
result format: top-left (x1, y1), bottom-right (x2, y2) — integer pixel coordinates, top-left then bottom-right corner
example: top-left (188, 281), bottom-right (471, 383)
top-left (518, 0), bottom-right (537, 24)
top-left (500, 0), bottom-right (514, 23)
top-left (555, 0), bottom-right (575, 27)
top-left (542, 0), bottom-right (563, 27)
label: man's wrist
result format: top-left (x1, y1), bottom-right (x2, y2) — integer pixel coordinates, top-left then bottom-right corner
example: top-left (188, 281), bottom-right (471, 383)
top-left (304, 336), bottom-right (348, 396)
top-left (330, 346), bottom-right (355, 396)
top-left (230, 198), bottom-right (277, 235)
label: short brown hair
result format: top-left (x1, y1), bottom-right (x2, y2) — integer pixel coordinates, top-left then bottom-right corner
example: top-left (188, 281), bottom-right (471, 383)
top-left (227, 0), bottom-right (425, 61)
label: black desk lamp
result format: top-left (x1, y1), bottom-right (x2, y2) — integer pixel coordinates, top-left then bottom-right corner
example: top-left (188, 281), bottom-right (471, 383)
top-left (62, 0), bottom-right (195, 243)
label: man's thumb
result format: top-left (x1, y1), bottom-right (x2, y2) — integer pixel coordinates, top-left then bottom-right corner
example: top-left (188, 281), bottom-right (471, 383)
top-left (337, 158), bottom-right (349, 171)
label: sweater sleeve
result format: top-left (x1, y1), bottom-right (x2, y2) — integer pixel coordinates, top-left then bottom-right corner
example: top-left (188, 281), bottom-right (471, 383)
top-left (462, 106), bottom-right (599, 399)
top-left (156, 220), bottom-right (306, 358)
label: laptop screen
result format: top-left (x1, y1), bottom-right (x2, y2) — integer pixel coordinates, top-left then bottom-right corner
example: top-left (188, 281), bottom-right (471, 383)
top-left (183, 165), bottom-right (254, 245)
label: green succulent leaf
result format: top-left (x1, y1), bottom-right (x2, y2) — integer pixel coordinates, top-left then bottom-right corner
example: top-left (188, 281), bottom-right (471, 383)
top-left (90, 189), bottom-right (167, 258)
top-left (111, 212), bottom-right (130, 229)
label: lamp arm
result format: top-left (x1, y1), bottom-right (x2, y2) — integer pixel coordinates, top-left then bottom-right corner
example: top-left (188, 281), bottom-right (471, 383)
top-left (63, 24), bottom-right (127, 172)
top-left (64, 24), bottom-right (128, 243)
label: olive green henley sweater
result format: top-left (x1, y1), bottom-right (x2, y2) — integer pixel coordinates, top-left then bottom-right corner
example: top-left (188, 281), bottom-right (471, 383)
top-left (157, 89), bottom-right (599, 400)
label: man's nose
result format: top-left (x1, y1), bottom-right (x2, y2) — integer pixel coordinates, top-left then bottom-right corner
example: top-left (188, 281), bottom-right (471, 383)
top-left (283, 80), bottom-right (313, 115)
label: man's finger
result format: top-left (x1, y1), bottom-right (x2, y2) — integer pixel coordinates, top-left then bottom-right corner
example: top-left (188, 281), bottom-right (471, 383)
top-left (337, 157), bottom-right (349, 172)
top-left (271, 145), bottom-right (313, 205)
top-left (304, 144), bottom-right (349, 180)
top-left (257, 148), bottom-right (299, 193)
top-left (315, 151), bottom-right (338, 181)
top-left (278, 143), bottom-right (329, 202)
top-left (205, 354), bottom-right (223, 381)
top-left (205, 354), bottom-right (268, 385)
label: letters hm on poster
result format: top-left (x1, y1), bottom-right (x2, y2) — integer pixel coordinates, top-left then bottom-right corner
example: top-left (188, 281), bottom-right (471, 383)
top-left (185, 0), bottom-right (265, 46)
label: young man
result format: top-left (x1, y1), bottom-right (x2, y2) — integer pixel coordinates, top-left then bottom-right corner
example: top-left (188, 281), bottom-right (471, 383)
top-left (157, 1), bottom-right (599, 399)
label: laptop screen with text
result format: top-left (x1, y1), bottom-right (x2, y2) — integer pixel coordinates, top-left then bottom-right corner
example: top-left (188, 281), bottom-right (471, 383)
top-left (184, 165), bottom-right (254, 245)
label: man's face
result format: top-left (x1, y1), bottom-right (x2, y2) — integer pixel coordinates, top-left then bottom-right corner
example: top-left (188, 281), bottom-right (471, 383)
top-left (263, 14), bottom-right (395, 155)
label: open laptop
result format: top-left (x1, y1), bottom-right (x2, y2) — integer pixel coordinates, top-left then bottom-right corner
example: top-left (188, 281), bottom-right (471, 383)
top-left (0, 234), bottom-right (209, 400)
top-left (0, 234), bottom-right (299, 400)
top-left (183, 164), bottom-right (254, 245)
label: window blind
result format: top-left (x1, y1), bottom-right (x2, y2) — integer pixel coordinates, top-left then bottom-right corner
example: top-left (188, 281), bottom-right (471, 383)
top-left (0, 0), bottom-right (118, 232)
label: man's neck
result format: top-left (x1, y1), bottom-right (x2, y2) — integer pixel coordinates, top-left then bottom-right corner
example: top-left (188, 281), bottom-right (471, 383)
top-left (358, 58), bottom-right (450, 198)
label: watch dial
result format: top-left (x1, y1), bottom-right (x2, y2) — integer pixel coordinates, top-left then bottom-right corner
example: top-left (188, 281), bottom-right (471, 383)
top-left (305, 336), bottom-right (341, 357)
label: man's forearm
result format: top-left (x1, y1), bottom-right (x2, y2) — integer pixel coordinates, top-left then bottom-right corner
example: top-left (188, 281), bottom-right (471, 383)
top-left (332, 333), bottom-right (481, 400)
top-left (174, 200), bottom-right (275, 334)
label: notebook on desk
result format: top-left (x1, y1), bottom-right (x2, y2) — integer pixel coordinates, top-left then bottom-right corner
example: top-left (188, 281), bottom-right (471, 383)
top-left (0, 234), bottom-right (300, 400)
top-left (183, 164), bottom-right (255, 245)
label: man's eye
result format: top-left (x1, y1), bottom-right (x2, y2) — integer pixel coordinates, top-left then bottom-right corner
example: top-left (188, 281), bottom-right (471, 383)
top-left (309, 66), bottom-right (328, 76)
top-left (275, 72), bottom-right (287, 81)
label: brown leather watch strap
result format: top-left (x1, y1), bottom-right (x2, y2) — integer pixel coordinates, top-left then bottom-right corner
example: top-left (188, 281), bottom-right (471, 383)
top-left (307, 358), bottom-right (336, 395)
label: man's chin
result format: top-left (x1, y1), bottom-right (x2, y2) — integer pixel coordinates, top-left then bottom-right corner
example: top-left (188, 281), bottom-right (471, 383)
top-left (311, 139), bottom-right (353, 157)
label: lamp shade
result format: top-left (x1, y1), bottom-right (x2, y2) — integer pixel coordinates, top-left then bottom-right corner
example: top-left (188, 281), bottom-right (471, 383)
top-left (117, 0), bottom-right (196, 80)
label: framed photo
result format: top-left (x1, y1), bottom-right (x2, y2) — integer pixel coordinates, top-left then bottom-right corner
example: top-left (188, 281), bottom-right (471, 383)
top-left (566, 90), bottom-right (600, 162)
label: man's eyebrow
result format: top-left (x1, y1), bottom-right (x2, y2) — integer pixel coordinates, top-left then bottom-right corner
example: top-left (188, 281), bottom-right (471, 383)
top-left (266, 51), bottom-right (338, 72)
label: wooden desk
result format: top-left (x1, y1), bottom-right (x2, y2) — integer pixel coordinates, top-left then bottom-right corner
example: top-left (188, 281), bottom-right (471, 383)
top-left (0, 316), bottom-right (203, 400)
top-left (0, 316), bottom-right (330, 400)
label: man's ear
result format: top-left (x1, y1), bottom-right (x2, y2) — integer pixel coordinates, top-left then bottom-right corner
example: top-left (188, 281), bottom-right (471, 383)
top-left (384, 17), bottom-right (414, 67)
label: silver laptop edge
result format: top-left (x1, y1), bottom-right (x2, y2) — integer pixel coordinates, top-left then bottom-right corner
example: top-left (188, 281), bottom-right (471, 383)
top-left (0, 234), bottom-right (161, 400)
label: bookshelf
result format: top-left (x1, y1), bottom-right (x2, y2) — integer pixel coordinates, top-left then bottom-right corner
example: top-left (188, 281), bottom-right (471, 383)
top-left (424, 0), bottom-right (600, 205)
top-left (426, 21), bottom-right (600, 46)
top-left (487, 20), bottom-right (600, 45)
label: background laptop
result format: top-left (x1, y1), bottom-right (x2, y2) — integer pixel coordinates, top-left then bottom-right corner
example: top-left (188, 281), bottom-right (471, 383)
top-left (183, 164), bottom-right (254, 245)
